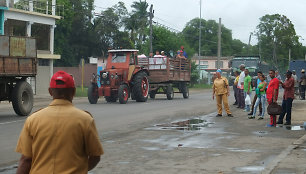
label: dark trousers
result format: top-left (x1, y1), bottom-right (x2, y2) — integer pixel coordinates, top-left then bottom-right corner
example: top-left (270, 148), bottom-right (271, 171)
top-left (301, 85), bottom-right (306, 100)
top-left (233, 85), bottom-right (238, 104)
top-left (238, 88), bottom-right (245, 109)
top-left (278, 98), bottom-right (293, 123)
top-left (251, 95), bottom-right (262, 113)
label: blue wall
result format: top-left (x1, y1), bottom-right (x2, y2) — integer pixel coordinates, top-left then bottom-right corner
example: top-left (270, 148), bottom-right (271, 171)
top-left (0, 10), bottom-right (4, 35)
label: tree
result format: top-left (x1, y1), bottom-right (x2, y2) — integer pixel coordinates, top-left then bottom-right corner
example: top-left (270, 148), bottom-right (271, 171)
top-left (182, 18), bottom-right (235, 57)
top-left (124, 0), bottom-right (149, 48)
top-left (92, 3), bottom-right (133, 56)
top-left (54, 0), bottom-right (95, 66)
top-left (256, 14), bottom-right (301, 71)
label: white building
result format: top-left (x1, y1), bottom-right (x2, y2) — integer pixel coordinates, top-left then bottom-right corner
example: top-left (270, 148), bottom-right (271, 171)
top-left (0, 0), bottom-right (61, 94)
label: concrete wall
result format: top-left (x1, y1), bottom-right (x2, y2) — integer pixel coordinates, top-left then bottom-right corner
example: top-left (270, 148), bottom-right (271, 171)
top-left (36, 65), bottom-right (51, 95)
top-left (54, 64), bottom-right (97, 87)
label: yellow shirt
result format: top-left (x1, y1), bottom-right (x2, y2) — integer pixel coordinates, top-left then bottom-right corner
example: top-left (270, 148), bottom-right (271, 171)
top-left (213, 77), bottom-right (229, 95)
top-left (16, 99), bottom-right (104, 174)
top-left (234, 76), bottom-right (239, 86)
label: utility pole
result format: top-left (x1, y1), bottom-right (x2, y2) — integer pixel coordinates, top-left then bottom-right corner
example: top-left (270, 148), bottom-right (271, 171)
top-left (289, 48), bottom-right (291, 66)
top-left (247, 32), bottom-right (252, 55)
top-left (217, 18), bottom-right (221, 69)
top-left (198, 0), bottom-right (202, 83)
top-left (149, 4), bottom-right (154, 54)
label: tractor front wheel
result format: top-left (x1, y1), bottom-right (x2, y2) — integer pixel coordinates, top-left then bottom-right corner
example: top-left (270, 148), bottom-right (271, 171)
top-left (88, 83), bottom-right (99, 104)
top-left (118, 84), bottom-right (129, 104)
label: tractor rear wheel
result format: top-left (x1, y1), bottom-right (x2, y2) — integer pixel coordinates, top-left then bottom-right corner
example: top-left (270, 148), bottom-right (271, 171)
top-left (166, 85), bottom-right (174, 100)
top-left (88, 83), bottom-right (99, 104)
top-left (133, 72), bottom-right (149, 102)
top-left (105, 96), bottom-right (117, 103)
top-left (118, 84), bottom-right (129, 104)
top-left (12, 81), bottom-right (33, 116)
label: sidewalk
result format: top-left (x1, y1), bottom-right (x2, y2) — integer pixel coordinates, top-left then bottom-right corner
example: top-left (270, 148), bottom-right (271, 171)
top-left (262, 98), bottom-right (306, 174)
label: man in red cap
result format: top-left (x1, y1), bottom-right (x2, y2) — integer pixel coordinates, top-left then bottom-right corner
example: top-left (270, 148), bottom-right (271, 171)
top-left (16, 71), bottom-right (104, 174)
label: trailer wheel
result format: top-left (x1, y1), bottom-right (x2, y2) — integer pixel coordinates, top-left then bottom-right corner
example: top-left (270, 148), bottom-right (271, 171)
top-left (181, 82), bottom-right (189, 99)
top-left (166, 85), bottom-right (174, 100)
top-left (119, 84), bottom-right (129, 104)
top-left (12, 81), bottom-right (33, 116)
top-left (149, 90), bottom-right (156, 99)
top-left (88, 83), bottom-right (99, 104)
top-left (105, 96), bottom-right (117, 103)
top-left (133, 72), bottom-right (149, 102)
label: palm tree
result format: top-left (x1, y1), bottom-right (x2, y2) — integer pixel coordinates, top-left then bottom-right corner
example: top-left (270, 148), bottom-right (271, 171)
top-left (124, 0), bottom-right (149, 47)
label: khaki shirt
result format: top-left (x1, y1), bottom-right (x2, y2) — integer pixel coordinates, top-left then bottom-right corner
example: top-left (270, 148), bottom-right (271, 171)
top-left (213, 77), bottom-right (229, 95)
top-left (16, 99), bottom-right (104, 174)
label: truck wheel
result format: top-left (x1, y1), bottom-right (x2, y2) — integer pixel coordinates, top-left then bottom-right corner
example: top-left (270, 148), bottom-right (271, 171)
top-left (119, 84), bottom-right (129, 104)
top-left (133, 72), bottom-right (149, 102)
top-left (149, 90), bottom-right (156, 99)
top-left (12, 81), bottom-right (33, 116)
top-left (105, 96), bottom-right (117, 103)
top-left (166, 85), bottom-right (174, 100)
top-left (88, 83), bottom-right (99, 104)
top-left (181, 82), bottom-right (189, 99)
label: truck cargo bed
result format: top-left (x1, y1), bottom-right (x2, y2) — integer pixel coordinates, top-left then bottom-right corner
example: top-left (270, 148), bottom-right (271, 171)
top-left (138, 57), bottom-right (191, 83)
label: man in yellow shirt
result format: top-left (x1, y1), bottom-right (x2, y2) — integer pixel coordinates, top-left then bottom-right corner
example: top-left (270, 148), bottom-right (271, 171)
top-left (233, 70), bottom-right (240, 105)
top-left (16, 71), bottom-right (104, 174)
top-left (212, 69), bottom-right (232, 117)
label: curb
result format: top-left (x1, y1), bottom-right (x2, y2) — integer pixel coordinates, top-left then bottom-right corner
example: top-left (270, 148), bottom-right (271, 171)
top-left (261, 134), bottom-right (306, 174)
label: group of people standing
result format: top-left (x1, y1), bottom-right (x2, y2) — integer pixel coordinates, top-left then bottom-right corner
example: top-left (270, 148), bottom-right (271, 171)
top-left (213, 64), bottom-right (306, 127)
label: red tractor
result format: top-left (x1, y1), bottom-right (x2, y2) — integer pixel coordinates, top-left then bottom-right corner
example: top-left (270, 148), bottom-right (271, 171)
top-left (88, 49), bottom-right (149, 104)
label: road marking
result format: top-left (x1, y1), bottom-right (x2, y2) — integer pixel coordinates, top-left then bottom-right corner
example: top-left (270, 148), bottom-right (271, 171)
top-left (0, 119), bottom-right (25, 125)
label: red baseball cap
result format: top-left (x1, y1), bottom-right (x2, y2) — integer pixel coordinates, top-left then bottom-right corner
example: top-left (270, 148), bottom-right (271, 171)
top-left (50, 71), bottom-right (75, 88)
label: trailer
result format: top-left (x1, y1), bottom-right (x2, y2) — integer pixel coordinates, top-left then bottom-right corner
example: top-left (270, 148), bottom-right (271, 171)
top-left (138, 55), bottom-right (191, 99)
top-left (0, 35), bottom-right (37, 116)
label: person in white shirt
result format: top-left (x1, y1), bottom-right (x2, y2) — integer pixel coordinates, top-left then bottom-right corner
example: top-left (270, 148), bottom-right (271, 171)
top-left (292, 70), bottom-right (298, 95)
top-left (237, 64), bottom-right (246, 109)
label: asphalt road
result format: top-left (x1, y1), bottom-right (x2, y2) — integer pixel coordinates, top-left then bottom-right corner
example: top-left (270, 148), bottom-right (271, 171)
top-left (0, 90), bottom-right (214, 168)
top-left (1, 90), bottom-right (305, 173)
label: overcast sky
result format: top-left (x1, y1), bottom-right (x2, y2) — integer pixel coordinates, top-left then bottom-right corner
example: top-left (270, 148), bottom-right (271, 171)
top-left (95, 0), bottom-right (306, 45)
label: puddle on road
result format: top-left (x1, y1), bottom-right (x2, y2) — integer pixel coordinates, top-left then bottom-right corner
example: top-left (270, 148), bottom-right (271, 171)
top-left (227, 148), bottom-right (259, 153)
top-left (277, 125), bottom-right (305, 131)
top-left (155, 118), bottom-right (211, 131)
top-left (142, 113), bottom-right (231, 150)
top-left (234, 166), bottom-right (264, 173)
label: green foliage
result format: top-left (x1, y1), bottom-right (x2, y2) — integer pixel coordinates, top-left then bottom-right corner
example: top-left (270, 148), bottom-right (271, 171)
top-left (182, 18), bottom-right (236, 57)
top-left (256, 14), bottom-right (302, 72)
top-left (190, 61), bottom-right (200, 86)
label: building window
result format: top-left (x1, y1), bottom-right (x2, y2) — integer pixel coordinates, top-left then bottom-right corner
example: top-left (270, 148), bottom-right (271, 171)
top-left (215, 61), bottom-right (223, 68)
top-left (200, 65), bottom-right (208, 69)
top-left (200, 60), bottom-right (208, 65)
top-left (38, 59), bottom-right (50, 66)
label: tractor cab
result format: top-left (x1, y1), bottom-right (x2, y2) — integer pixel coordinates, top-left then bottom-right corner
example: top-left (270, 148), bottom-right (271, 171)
top-left (88, 49), bottom-right (149, 104)
top-left (107, 49), bottom-right (138, 69)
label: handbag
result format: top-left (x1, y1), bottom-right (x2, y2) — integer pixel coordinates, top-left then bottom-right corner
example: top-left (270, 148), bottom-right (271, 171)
top-left (267, 102), bottom-right (283, 115)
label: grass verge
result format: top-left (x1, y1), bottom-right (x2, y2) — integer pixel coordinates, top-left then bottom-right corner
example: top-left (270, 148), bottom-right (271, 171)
top-left (190, 83), bottom-right (212, 89)
top-left (76, 87), bottom-right (88, 97)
